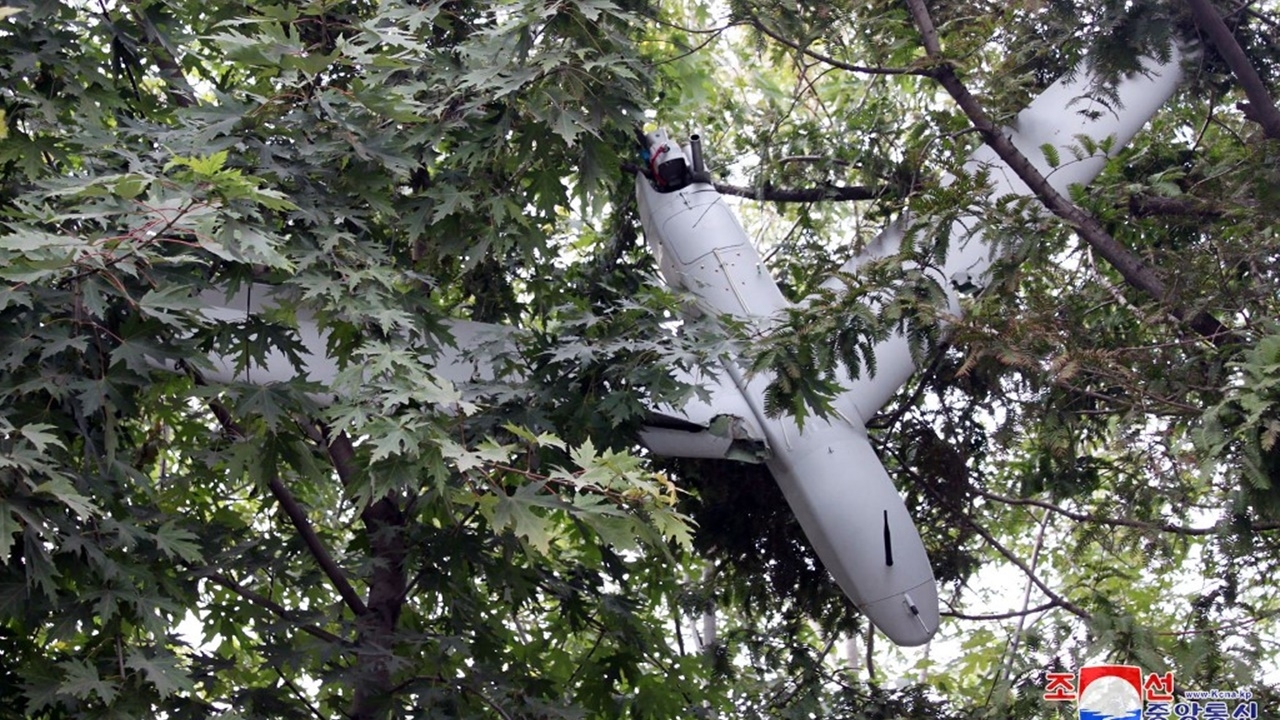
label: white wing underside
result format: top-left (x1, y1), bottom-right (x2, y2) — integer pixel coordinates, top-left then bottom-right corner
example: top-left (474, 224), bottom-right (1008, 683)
top-left (639, 366), bottom-right (770, 463)
top-left (189, 285), bottom-right (768, 462)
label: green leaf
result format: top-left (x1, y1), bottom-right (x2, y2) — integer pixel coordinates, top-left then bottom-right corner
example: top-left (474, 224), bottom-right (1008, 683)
top-left (32, 477), bottom-right (99, 518)
top-left (0, 577), bottom-right (27, 619)
top-left (139, 285), bottom-right (205, 327)
top-left (571, 494), bottom-right (638, 550)
top-left (502, 422), bottom-right (566, 451)
top-left (550, 108), bottom-right (582, 145)
top-left (367, 421), bottom-right (419, 461)
top-left (649, 507), bottom-right (694, 550)
top-left (153, 520), bottom-right (203, 562)
top-left (18, 423), bottom-right (64, 453)
top-left (427, 186), bottom-right (475, 223)
top-left (1040, 142), bottom-right (1060, 168)
top-left (232, 385), bottom-right (291, 430)
top-left (570, 437), bottom-right (597, 469)
top-left (0, 501), bottom-right (18, 560)
top-left (126, 649), bottom-right (196, 699)
top-left (243, 184), bottom-right (299, 211)
top-left (166, 150), bottom-right (229, 177)
top-left (491, 482), bottom-right (564, 554)
top-left (58, 659), bottom-right (118, 704)
top-left (112, 173), bottom-right (151, 200)
top-left (0, 229), bottom-right (85, 255)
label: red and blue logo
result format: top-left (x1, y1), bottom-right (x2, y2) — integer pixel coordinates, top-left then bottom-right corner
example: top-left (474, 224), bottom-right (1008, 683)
top-left (1077, 665), bottom-right (1144, 720)
top-left (1044, 664), bottom-right (1177, 719)
top-left (1044, 663), bottom-right (1258, 718)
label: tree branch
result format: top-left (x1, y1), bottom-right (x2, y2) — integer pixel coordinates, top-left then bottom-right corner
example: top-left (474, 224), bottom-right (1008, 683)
top-left (322, 427), bottom-right (361, 489)
top-left (750, 17), bottom-right (932, 77)
top-left (276, 667), bottom-right (331, 720)
top-left (979, 489), bottom-right (1280, 535)
top-left (207, 400), bottom-right (369, 617)
top-left (1128, 193), bottom-right (1225, 219)
top-left (201, 570), bottom-right (348, 645)
top-left (903, 0), bottom-right (1240, 349)
top-left (300, 409), bottom-right (409, 718)
top-left (956, 508), bottom-right (1092, 621)
top-left (266, 472), bottom-right (370, 617)
top-left (1186, 0), bottom-right (1280, 139)
top-left (714, 181), bottom-right (885, 202)
top-left (124, 1), bottom-right (197, 108)
top-left (779, 155), bottom-right (850, 167)
top-left (904, 0), bottom-right (943, 56)
top-left (622, 163), bottom-right (890, 202)
top-left (318, 421), bottom-right (409, 719)
top-left (942, 600), bottom-right (1062, 621)
top-left (889, 445), bottom-right (1092, 621)
top-left (459, 684), bottom-right (516, 720)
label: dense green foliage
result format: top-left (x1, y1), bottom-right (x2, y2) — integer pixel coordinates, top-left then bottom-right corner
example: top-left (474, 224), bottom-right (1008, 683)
top-left (3, 0), bottom-right (1280, 718)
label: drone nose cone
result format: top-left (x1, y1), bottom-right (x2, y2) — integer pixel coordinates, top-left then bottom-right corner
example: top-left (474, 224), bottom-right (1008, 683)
top-left (861, 579), bottom-right (940, 647)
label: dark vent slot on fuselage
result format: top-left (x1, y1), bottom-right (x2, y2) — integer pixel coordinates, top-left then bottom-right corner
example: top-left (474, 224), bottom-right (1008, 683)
top-left (882, 509), bottom-right (894, 567)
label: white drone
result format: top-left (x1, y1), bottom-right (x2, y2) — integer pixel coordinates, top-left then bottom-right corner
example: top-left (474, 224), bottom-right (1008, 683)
top-left (187, 52), bottom-right (1185, 646)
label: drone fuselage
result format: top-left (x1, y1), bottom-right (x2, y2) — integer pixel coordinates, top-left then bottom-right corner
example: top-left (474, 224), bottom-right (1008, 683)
top-left (636, 138), bottom-right (940, 646)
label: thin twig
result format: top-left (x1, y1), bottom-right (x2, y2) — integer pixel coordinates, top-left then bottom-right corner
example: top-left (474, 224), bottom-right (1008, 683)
top-left (459, 684), bottom-right (516, 720)
top-left (942, 600), bottom-right (1063, 621)
top-left (751, 17), bottom-right (932, 78)
top-left (276, 666), bottom-right (330, 720)
top-left (959, 510), bottom-right (1092, 620)
top-left (649, 23), bottom-right (737, 67)
top-left (643, 14), bottom-right (746, 35)
top-left (891, 445), bottom-right (1092, 620)
top-left (979, 489), bottom-right (1280, 535)
top-left (993, 511), bottom-right (1050, 705)
top-left (201, 571), bottom-right (348, 645)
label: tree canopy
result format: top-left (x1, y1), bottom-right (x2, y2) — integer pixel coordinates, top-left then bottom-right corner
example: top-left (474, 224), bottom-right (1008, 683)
top-left (3, 0), bottom-right (1280, 718)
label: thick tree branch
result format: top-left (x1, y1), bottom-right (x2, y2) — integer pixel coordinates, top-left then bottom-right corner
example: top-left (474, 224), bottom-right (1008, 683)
top-left (903, 0), bottom-right (1239, 348)
top-left (942, 600), bottom-right (1062, 621)
top-left (1128, 193), bottom-right (1225, 218)
top-left (1186, 0), bottom-right (1280, 139)
top-left (714, 181), bottom-right (884, 202)
top-left (621, 162), bottom-right (887, 202)
top-left (905, 0), bottom-right (943, 56)
top-left (207, 400), bottom-right (370, 617)
top-left (311, 423), bottom-right (360, 489)
top-left (265, 472), bottom-right (370, 617)
top-left (296, 382), bottom-right (411, 717)
top-left (311, 425), bottom-right (408, 719)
